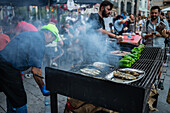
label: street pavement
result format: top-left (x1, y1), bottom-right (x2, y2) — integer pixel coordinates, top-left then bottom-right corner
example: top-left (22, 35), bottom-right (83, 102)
top-left (152, 55), bottom-right (170, 113)
top-left (0, 72), bottom-right (67, 113)
top-left (0, 56), bottom-right (170, 113)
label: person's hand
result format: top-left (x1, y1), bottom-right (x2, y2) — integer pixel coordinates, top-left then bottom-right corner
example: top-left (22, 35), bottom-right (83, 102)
top-left (123, 27), bottom-right (128, 31)
top-left (162, 29), bottom-right (166, 36)
top-left (40, 85), bottom-right (50, 96)
top-left (116, 36), bottom-right (123, 41)
top-left (161, 29), bottom-right (169, 38)
top-left (126, 18), bottom-right (130, 20)
top-left (150, 33), bottom-right (155, 38)
top-left (32, 67), bottom-right (41, 75)
top-left (155, 32), bottom-right (162, 37)
top-left (64, 28), bottom-right (69, 32)
top-left (144, 33), bottom-right (153, 39)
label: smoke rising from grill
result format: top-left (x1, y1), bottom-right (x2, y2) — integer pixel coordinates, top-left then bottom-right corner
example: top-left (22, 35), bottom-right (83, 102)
top-left (50, 18), bottom-right (121, 71)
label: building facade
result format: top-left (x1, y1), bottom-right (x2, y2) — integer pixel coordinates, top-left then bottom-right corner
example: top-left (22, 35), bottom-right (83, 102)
top-left (138, 0), bottom-right (150, 17)
top-left (113, 0), bottom-right (149, 17)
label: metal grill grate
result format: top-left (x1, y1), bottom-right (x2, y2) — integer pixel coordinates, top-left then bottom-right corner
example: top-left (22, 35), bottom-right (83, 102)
top-left (139, 47), bottom-right (161, 60)
top-left (131, 59), bottom-right (162, 88)
top-left (131, 47), bottom-right (164, 88)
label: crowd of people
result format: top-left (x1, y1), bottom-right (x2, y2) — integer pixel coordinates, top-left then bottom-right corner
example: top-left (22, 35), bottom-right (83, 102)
top-left (0, 0), bottom-right (170, 113)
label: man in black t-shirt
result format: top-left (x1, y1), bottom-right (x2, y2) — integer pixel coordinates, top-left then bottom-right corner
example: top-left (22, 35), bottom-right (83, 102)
top-left (87, 1), bottom-right (122, 41)
top-left (88, 13), bottom-right (105, 30)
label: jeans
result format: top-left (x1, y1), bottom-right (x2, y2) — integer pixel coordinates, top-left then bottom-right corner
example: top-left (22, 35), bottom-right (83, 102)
top-left (7, 98), bottom-right (28, 113)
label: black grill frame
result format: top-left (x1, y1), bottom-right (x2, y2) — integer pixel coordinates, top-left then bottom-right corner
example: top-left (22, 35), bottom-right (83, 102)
top-left (45, 47), bottom-right (164, 113)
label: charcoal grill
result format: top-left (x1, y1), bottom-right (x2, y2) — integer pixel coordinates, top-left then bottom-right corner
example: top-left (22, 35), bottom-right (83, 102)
top-left (45, 47), bottom-right (164, 113)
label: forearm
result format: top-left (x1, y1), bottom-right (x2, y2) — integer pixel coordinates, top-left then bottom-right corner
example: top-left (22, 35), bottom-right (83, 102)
top-left (58, 35), bottom-right (64, 46)
top-left (143, 34), bottom-right (152, 39)
top-left (58, 40), bottom-right (63, 46)
top-left (33, 74), bottom-right (44, 88)
top-left (120, 18), bottom-right (128, 24)
top-left (32, 67), bottom-right (44, 88)
top-left (99, 28), bottom-right (116, 38)
top-left (32, 67), bottom-right (50, 96)
top-left (68, 31), bottom-right (73, 38)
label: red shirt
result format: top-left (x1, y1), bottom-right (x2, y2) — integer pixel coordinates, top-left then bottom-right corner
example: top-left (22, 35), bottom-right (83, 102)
top-left (0, 33), bottom-right (10, 50)
top-left (16, 21), bottom-right (38, 33)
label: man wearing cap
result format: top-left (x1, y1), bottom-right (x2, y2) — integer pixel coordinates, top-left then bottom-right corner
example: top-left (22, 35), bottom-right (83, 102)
top-left (0, 24), bottom-right (58, 112)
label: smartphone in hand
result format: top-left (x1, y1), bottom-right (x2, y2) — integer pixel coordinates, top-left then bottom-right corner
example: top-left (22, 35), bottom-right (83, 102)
top-left (156, 21), bottom-right (166, 33)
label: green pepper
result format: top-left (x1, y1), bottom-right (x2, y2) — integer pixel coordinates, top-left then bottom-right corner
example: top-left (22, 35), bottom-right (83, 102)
top-left (139, 44), bottom-right (145, 46)
top-left (133, 47), bottom-right (142, 53)
top-left (131, 49), bottom-right (140, 54)
top-left (138, 46), bottom-right (144, 51)
top-left (133, 53), bottom-right (141, 58)
top-left (125, 53), bottom-right (138, 61)
top-left (123, 56), bottom-right (135, 64)
top-left (126, 53), bottom-right (138, 58)
top-left (119, 59), bottom-right (132, 68)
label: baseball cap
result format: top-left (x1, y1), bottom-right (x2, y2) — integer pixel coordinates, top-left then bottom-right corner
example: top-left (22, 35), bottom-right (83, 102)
top-left (41, 24), bottom-right (59, 42)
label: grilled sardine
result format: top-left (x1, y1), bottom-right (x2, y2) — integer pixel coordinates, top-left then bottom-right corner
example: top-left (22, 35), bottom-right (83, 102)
top-left (113, 71), bottom-right (137, 80)
top-left (80, 68), bottom-right (101, 75)
top-left (118, 69), bottom-right (140, 76)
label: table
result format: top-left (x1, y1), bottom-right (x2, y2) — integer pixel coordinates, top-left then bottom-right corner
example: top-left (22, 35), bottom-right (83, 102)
top-left (119, 35), bottom-right (142, 46)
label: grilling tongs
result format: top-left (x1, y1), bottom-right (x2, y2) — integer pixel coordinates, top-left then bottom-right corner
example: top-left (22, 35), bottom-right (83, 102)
top-left (34, 73), bottom-right (44, 79)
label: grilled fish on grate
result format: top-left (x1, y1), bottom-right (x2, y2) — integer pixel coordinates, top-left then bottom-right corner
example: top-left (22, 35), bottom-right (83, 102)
top-left (93, 62), bottom-right (114, 68)
top-left (113, 71), bottom-right (137, 80)
top-left (80, 68), bottom-right (101, 75)
top-left (118, 69), bottom-right (140, 76)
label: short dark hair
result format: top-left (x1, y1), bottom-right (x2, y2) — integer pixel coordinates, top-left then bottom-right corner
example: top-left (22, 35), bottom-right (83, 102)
top-left (151, 6), bottom-right (161, 12)
top-left (99, 0), bottom-right (113, 11)
top-left (129, 13), bottom-right (133, 16)
top-left (116, 15), bottom-right (123, 20)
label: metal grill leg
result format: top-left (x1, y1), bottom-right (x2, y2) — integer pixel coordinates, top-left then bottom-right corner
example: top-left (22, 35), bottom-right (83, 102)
top-left (50, 92), bottom-right (58, 113)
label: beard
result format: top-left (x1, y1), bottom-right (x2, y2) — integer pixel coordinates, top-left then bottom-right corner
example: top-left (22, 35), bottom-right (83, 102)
top-left (151, 15), bottom-right (158, 20)
top-left (102, 9), bottom-right (109, 17)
